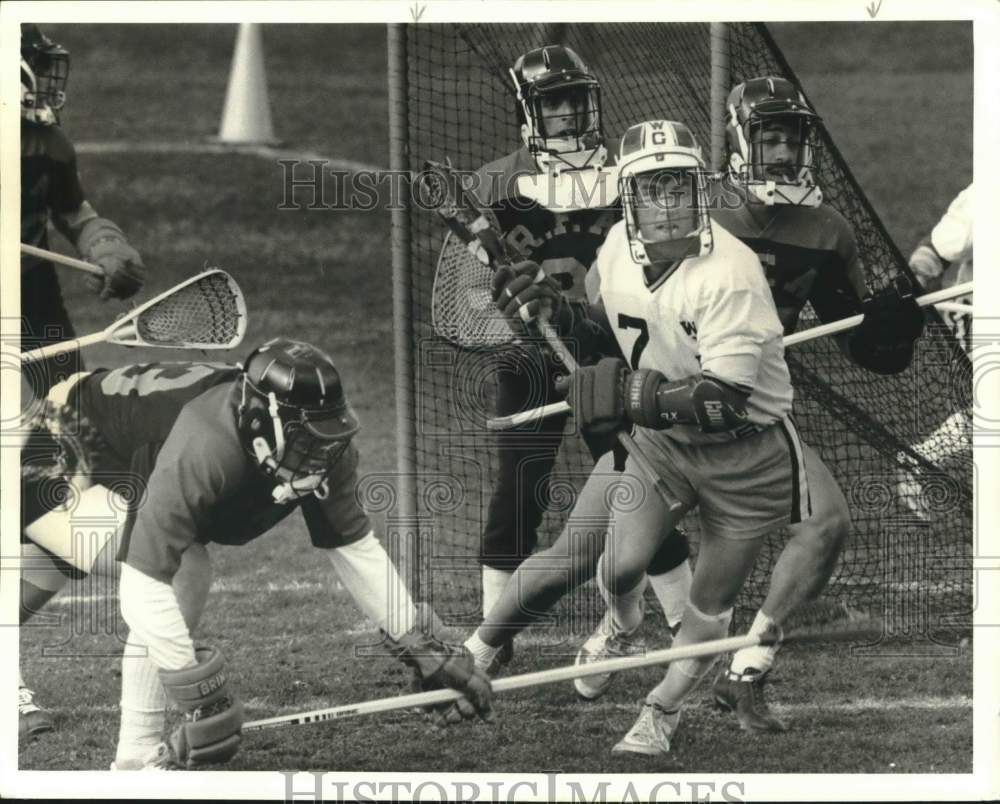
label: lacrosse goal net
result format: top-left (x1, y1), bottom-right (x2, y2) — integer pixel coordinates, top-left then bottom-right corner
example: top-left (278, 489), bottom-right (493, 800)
top-left (388, 22), bottom-right (972, 637)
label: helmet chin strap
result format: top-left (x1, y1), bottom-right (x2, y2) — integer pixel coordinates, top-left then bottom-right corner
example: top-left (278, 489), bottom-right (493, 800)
top-left (252, 391), bottom-right (330, 505)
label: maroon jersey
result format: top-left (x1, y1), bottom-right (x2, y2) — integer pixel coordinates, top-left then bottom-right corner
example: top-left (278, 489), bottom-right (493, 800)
top-left (21, 122), bottom-right (86, 272)
top-left (709, 179), bottom-right (866, 334)
top-left (66, 362), bottom-right (372, 583)
top-left (473, 147), bottom-right (619, 302)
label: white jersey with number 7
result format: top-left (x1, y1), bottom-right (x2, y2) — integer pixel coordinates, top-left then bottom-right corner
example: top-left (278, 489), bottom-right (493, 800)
top-left (595, 219), bottom-right (795, 444)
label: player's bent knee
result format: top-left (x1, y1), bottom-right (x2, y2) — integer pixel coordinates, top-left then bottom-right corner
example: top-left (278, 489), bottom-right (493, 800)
top-left (647, 529), bottom-right (690, 576)
top-left (24, 484), bottom-right (125, 575)
top-left (20, 543), bottom-right (72, 593)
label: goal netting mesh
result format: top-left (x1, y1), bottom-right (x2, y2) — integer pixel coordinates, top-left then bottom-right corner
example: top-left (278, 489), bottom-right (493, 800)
top-left (391, 22), bottom-right (972, 639)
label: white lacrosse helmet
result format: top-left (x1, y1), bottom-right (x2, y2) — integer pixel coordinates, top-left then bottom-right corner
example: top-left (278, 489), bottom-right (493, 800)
top-left (617, 120), bottom-right (713, 270)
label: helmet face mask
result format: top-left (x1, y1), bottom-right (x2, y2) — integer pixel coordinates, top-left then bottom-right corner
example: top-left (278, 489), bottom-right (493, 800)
top-left (511, 45), bottom-right (606, 173)
top-left (726, 76), bottom-right (823, 207)
top-left (618, 120), bottom-right (713, 279)
top-left (21, 24), bottom-right (69, 125)
top-left (237, 338), bottom-right (359, 504)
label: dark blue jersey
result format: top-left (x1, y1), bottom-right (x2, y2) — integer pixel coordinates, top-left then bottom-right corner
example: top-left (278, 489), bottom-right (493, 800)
top-left (709, 179), bottom-right (866, 334)
top-left (473, 147), bottom-right (619, 302)
top-left (65, 362), bottom-right (371, 582)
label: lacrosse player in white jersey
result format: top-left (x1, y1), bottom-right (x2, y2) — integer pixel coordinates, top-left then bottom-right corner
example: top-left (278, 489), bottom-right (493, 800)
top-left (474, 120), bottom-right (812, 754)
top-left (580, 120), bottom-right (813, 754)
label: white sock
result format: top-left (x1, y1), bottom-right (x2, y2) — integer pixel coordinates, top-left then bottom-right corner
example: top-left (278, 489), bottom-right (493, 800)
top-left (648, 604), bottom-right (732, 711)
top-left (730, 610), bottom-right (779, 675)
top-left (464, 630), bottom-right (500, 669)
top-left (115, 639), bottom-right (166, 765)
top-left (648, 561), bottom-right (692, 630)
top-left (481, 566), bottom-right (514, 618)
top-left (596, 556), bottom-right (646, 634)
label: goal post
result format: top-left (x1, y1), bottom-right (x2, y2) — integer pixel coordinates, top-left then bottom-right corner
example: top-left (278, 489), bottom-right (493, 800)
top-left (387, 22), bottom-right (972, 633)
top-left (709, 22), bottom-right (731, 171)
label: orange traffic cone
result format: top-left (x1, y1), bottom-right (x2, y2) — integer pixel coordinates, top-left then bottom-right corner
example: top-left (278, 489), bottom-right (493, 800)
top-left (217, 23), bottom-right (280, 146)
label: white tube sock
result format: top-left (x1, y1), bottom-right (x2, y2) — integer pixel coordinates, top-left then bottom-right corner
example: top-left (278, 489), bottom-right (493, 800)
top-left (115, 638), bottom-right (167, 766)
top-left (729, 610), bottom-right (779, 675)
top-left (464, 631), bottom-right (500, 669)
top-left (647, 603), bottom-right (732, 712)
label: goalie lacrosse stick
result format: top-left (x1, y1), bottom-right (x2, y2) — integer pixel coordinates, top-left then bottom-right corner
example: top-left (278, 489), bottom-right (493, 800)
top-left (492, 280), bottom-right (976, 430)
top-left (420, 159), bottom-right (683, 512)
top-left (21, 243), bottom-right (105, 277)
top-left (242, 601), bottom-right (881, 732)
top-left (21, 269), bottom-right (248, 364)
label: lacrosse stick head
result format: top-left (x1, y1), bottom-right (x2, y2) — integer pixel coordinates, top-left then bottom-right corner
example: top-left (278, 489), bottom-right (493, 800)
top-left (431, 230), bottom-right (516, 350)
top-left (111, 268), bottom-right (248, 351)
top-left (236, 337), bottom-right (359, 504)
top-left (421, 160), bottom-right (523, 350)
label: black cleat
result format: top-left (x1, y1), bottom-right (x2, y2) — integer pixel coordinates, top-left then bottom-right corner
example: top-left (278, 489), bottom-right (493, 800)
top-left (712, 668), bottom-right (787, 733)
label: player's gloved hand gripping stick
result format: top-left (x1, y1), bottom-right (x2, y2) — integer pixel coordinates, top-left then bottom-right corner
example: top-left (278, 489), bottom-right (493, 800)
top-left (493, 280), bottom-right (973, 431)
top-left (419, 159), bottom-right (683, 512)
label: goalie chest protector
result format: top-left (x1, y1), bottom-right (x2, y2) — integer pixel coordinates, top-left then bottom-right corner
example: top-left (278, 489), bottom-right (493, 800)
top-left (474, 148), bottom-right (620, 302)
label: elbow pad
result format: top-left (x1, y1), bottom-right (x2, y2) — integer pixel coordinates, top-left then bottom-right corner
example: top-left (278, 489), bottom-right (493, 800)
top-left (626, 370), bottom-right (752, 433)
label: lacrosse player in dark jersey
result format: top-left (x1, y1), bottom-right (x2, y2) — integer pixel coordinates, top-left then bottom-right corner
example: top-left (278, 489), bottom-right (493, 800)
top-left (471, 46), bottom-right (692, 665)
top-left (18, 23), bottom-right (146, 739)
top-left (20, 24), bottom-right (146, 389)
top-left (18, 339), bottom-right (492, 767)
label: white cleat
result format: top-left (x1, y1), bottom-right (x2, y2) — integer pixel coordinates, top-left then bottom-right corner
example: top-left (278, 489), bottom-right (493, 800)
top-left (612, 703), bottom-right (680, 756)
top-left (573, 615), bottom-right (646, 700)
top-left (110, 742), bottom-right (178, 771)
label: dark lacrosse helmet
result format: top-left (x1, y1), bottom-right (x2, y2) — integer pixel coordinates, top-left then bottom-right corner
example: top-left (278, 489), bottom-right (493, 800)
top-left (21, 24), bottom-right (69, 125)
top-left (510, 45), bottom-right (606, 173)
top-left (236, 338), bottom-right (359, 503)
top-left (725, 76), bottom-right (823, 206)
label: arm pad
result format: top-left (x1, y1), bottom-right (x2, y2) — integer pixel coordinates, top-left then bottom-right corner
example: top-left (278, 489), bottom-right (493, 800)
top-left (626, 370), bottom-right (752, 433)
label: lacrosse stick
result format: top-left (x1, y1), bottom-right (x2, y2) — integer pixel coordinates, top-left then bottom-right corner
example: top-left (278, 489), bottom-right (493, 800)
top-left (21, 243), bottom-right (105, 276)
top-left (21, 269), bottom-right (248, 364)
top-left (420, 159), bottom-right (683, 512)
top-left (934, 302), bottom-right (972, 316)
top-left (492, 280), bottom-right (976, 430)
top-left (242, 602), bottom-right (881, 732)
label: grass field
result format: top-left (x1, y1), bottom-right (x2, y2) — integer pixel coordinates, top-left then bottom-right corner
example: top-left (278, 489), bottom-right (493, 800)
top-left (18, 21), bottom-right (973, 773)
